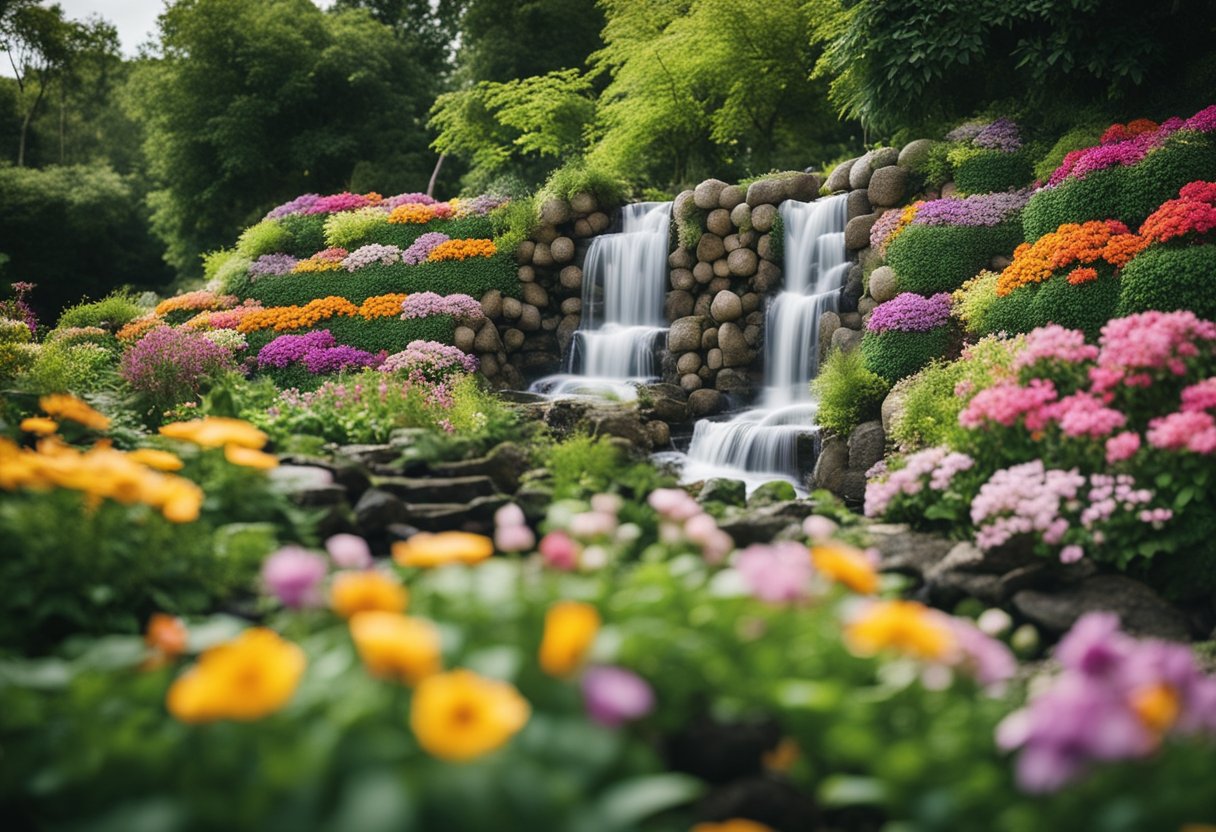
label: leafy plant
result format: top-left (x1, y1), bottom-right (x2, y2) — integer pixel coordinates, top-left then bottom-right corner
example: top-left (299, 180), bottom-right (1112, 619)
top-left (812, 347), bottom-right (890, 436)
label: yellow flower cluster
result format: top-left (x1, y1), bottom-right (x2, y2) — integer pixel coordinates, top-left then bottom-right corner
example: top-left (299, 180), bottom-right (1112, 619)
top-left (167, 628), bottom-right (306, 723)
top-left (539, 601), bottom-right (601, 677)
top-left (357, 293), bottom-right (409, 319)
top-left (387, 203), bottom-right (439, 224)
top-left (844, 600), bottom-right (956, 661)
top-left (392, 531), bottom-right (494, 568)
top-left (116, 315), bottom-right (166, 342)
top-left (350, 610), bottom-right (441, 684)
top-left (292, 257), bottom-right (344, 274)
top-left (159, 416), bottom-right (278, 470)
top-left (331, 569), bottom-right (409, 617)
top-left (0, 436), bottom-right (203, 523)
top-left (426, 238), bottom-right (497, 262)
top-left (39, 393), bottom-right (111, 430)
top-left (811, 542), bottom-right (878, 595)
top-left (409, 669), bottom-right (530, 761)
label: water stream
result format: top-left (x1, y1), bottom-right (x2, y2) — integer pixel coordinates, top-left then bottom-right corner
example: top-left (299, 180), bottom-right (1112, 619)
top-left (678, 194), bottom-right (850, 490)
top-left (530, 201), bottom-right (672, 400)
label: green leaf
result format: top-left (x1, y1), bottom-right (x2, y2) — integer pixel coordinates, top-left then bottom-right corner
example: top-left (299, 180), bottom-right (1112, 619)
top-left (817, 774), bottom-right (887, 808)
top-left (591, 773), bottom-right (705, 827)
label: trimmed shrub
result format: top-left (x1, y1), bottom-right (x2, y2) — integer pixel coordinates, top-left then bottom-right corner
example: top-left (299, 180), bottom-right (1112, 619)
top-left (1023, 131), bottom-right (1216, 240)
top-left (951, 270), bottom-right (1000, 335)
top-left (885, 222), bottom-right (1023, 295)
top-left (950, 149), bottom-right (1033, 194)
top-left (56, 291), bottom-right (148, 331)
top-left (323, 208), bottom-right (390, 249)
top-left (331, 215), bottom-right (494, 251)
top-left (979, 272), bottom-right (1121, 340)
top-left (236, 219), bottom-right (293, 259)
top-left (278, 213), bottom-right (328, 257)
top-left (24, 341), bottom-right (115, 393)
top-left (812, 347), bottom-right (891, 436)
top-left (235, 255), bottom-right (520, 307)
top-left (1034, 126), bottom-right (1105, 183)
top-left (861, 327), bottom-right (952, 382)
top-left (537, 158), bottom-right (628, 209)
top-left (1118, 244), bottom-right (1216, 319)
top-left (244, 314), bottom-right (456, 360)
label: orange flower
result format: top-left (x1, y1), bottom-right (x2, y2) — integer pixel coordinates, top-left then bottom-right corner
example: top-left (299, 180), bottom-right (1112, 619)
top-left (1130, 682), bottom-right (1181, 735)
top-left (236, 296), bottom-right (359, 333)
top-left (358, 293), bottom-right (410, 319)
top-left (387, 203), bottom-right (438, 224)
top-left (538, 601), bottom-right (601, 677)
top-left (160, 417), bottom-right (268, 449)
top-left (116, 315), bottom-right (165, 342)
top-left (128, 448), bottom-right (185, 472)
top-left (409, 669), bottom-right (530, 761)
top-left (39, 394), bottom-right (110, 430)
top-left (155, 290), bottom-right (236, 316)
top-left (812, 543), bottom-right (878, 594)
top-left (224, 444), bottom-right (279, 470)
top-left (427, 238), bottom-right (497, 262)
top-left (145, 612), bottom-right (188, 658)
top-left (167, 628), bottom-right (305, 723)
top-left (349, 611), bottom-right (442, 684)
top-left (392, 532), bottom-right (494, 568)
top-left (692, 821), bottom-right (775, 832)
top-left (845, 600), bottom-right (956, 661)
top-left (20, 416), bottom-right (58, 435)
top-left (996, 220), bottom-right (1149, 296)
top-left (331, 570), bottom-right (409, 617)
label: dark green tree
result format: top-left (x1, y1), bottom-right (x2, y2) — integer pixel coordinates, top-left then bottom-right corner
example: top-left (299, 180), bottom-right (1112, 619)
top-left (0, 0), bottom-right (72, 166)
top-left (456, 0), bottom-right (605, 83)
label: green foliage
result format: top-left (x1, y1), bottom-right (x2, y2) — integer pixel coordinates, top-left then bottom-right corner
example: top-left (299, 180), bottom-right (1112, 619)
top-left (807, 0), bottom-right (1214, 134)
top-left (126, 0), bottom-right (450, 273)
top-left (489, 195), bottom-right (539, 257)
top-left (886, 222), bottom-right (1023, 295)
top-left (22, 341), bottom-right (114, 393)
top-left (982, 270), bottom-right (1121, 339)
top-left (1023, 131), bottom-right (1216, 241)
top-left (429, 70), bottom-right (597, 190)
top-left (213, 253), bottom-right (253, 296)
top-left (0, 164), bottom-right (171, 317)
top-left (1034, 126), bottom-right (1105, 182)
top-left (952, 270), bottom-right (1000, 335)
top-left (949, 148), bottom-right (1033, 194)
top-left (536, 158), bottom-right (628, 211)
top-left (277, 214), bottom-right (328, 258)
top-left (322, 207), bottom-right (390, 250)
top-left (861, 327), bottom-right (953, 383)
top-left (235, 219), bottom-right (293, 259)
top-left (543, 433), bottom-right (671, 501)
top-left (234, 256), bottom-right (520, 307)
top-left (55, 290), bottom-right (146, 330)
top-left (770, 211), bottom-right (784, 262)
top-left (811, 347), bottom-right (891, 436)
top-left (1118, 244), bottom-right (1216, 320)
top-left (676, 215), bottom-right (703, 251)
top-left (914, 141), bottom-right (954, 189)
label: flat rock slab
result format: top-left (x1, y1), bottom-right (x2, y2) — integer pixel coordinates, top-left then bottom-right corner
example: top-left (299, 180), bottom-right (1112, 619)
top-left (376, 475), bottom-right (497, 504)
top-left (1012, 575), bottom-right (1192, 641)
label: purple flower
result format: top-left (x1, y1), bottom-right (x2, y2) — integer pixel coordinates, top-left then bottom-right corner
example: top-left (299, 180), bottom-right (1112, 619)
top-left (265, 193), bottom-right (321, 220)
top-left (912, 190), bottom-right (1030, 228)
top-left (582, 666), bottom-right (656, 727)
top-left (119, 326), bottom-right (235, 402)
top-left (944, 616), bottom-right (1016, 690)
top-left (946, 121), bottom-right (987, 143)
top-left (866, 292), bottom-right (952, 333)
top-left (261, 546), bottom-right (328, 608)
top-left (342, 244), bottom-right (403, 272)
top-left (735, 541), bottom-right (814, 603)
top-left (303, 192), bottom-right (374, 215)
top-left (257, 330), bottom-right (336, 369)
top-left (456, 194), bottom-right (510, 216)
top-left (249, 253), bottom-right (300, 278)
top-left (401, 232), bottom-right (451, 265)
top-left (382, 192), bottom-right (438, 209)
top-left (400, 291), bottom-right (484, 322)
top-left (325, 534), bottom-right (373, 569)
top-left (301, 345), bottom-right (384, 374)
top-left (973, 118), bottom-right (1022, 152)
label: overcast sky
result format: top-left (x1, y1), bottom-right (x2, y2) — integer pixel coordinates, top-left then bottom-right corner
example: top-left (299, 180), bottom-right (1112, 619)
top-left (52, 1), bottom-right (337, 56)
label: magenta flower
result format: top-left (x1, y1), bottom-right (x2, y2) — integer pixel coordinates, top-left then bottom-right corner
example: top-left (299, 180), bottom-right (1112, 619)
top-left (581, 666), bottom-right (656, 727)
top-left (539, 531), bottom-right (580, 571)
top-left (866, 293), bottom-right (952, 333)
top-left (261, 546), bottom-right (328, 608)
top-left (1105, 431), bottom-right (1142, 464)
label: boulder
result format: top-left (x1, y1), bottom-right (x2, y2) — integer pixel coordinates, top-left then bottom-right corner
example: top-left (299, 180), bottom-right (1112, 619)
top-left (839, 265), bottom-right (864, 314)
top-left (671, 268), bottom-right (696, 291)
top-left (639, 383), bottom-right (688, 423)
top-left (480, 289), bottom-right (503, 319)
top-left (377, 475), bottom-right (497, 504)
top-left (474, 324), bottom-right (502, 353)
top-left (707, 208), bottom-right (733, 236)
top-left (454, 325), bottom-right (476, 352)
top-left (702, 327), bottom-right (718, 349)
top-left (844, 213), bottom-right (879, 251)
top-left (666, 290), bottom-right (695, 320)
top-left (846, 189), bottom-right (872, 221)
top-left (719, 184), bottom-right (746, 210)
top-left (831, 327), bottom-right (862, 353)
top-left (867, 165), bottom-right (909, 208)
top-left (539, 197), bottom-right (571, 225)
top-left (810, 434), bottom-right (848, 492)
top-left (748, 480), bottom-right (798, 507)
top-left (727, 247), bottom-right (758, 278)
top-left (868, 265), bottom-right (899, 303)
top-left (867, 523), bottom-right (955, 575)
top-left (723, 234), bottom-right (742, 253)
top-left (354, 488), bottom-right (410, 538)
top-left (741, 292), bottom-right (761, 314)
top-left (680, 373), bottom-right (703, 392)
top-left (746, 178), bottom-right (789, 207)
top-left (730, 202), bottom-right (752, 230)
top-left (516, 240), bottom-right (535, 265)
top-left (788, 172), bottom-right (822, 202)
top-left (673, 189), bottom-right (696, 221)
top-left (550, 236), bottom-right (575, 263)
top-left (712, 260), bottom-right (731, 280)
top-left (714, 368), bottom-right (752, 393)
top-left (668, 316), bottom-right (707, 352)
top-left (1013, 576), bottom-right (1192, 641)
top-left (869, 147), bottom-right (899, 169)
top-left (847, 420), bottom-right (886, 473)
top-left (858, 296), bottom-right (877, 317)
top-left (521, 282), bottom-right (548, 307)
top-left (881, 380), bottom-right (912, 435)
top-left (557, 314), bottom-right (580, 352)
top-left (588, 211), bottom-right (611, 233)
top-left (647, 420), bottom-right (671, 448)
top-left (688, 387), bottom-right (725, 417)
top-left (693, 261), bottom-right (715, 284)
top-left (531, 242), bottom-right (554, 267)
top-left (560, 297), bottom-right (582, 315)
top-left (719, 500), bottom-right (816, 546)
top-left (825, 157), bottom-right (857, 193)
top-left (697, 477), bottom-right (746, 507)
top-left (694, 178), bottom-right (729, 211)
top-left (848, 152), bottom-right (875, 189)
top-left (717, 322), bottom-right (750, 367)
top-left (711, 290), bottom-right (744, 323)
top-left (898, 138), bottom-right (934, 168)
top-left (697, 233), bottom-right (726, 263)
top-left (559, 265), bottom-right (583, 291)
top-left (753, 260), bottom-right (781, 293)
top-left (570, 191), bottom-right (597, 214)
top-left (517, 265), bottom-right (535, 283)
top-left (518, 304), bottom-right (541, 331)
top-left (669, 248), bottom-right (694, 269)
top-left (676, 351), bottom-right (703, 374)
top-left (693, 293), bottom-right (713, 317)
top-left (503, 328), bottom-right (525, 351)
top-left (750, 204), bottom-right (778, 233)
top-left (819, 310), bottom-right (841, 358)
top-left (743, 324), bottom-right (761, 347)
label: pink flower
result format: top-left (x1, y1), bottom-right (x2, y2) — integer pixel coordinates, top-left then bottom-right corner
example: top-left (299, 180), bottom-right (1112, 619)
top-left (495, 503), bottom-right (526, 527)
top-left (735, 541), bottom-right (813, 603)
top-left (959, 379), bottom-right (1059, 431)
top-left (581, 666), bottom-right (656, 727)
top-left (802, 515), bottom-right (839, 542)
top-left (261, 546), bottom-right (327, 608)
top-left (1059, 545), bottom-right (1085, 564)
top-left (647, 488), bottom-right (701, 521)
top-left (539, 531), bottom-right (580, 570)
top-left (1147, 410), bottom-right (1216, 454)
top-left (1104, 431), bottom-right (1141, 464)
top-left (1015, 324), bottom-right (1099, 370)
top-left (495, 523), bottom-right (536, 553)
top-left (325, 534), bottom-right (372, 569)
top-left (1181, 378), bottom-right (1216, 413)
top-left (570, 511), bottom-right (618, 540)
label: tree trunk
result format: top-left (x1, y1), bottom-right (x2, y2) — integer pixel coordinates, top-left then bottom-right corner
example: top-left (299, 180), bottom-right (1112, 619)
top-left (17, 82), bottom-right (47, 168)
top-left (426, 152), bottom-right (446, 198)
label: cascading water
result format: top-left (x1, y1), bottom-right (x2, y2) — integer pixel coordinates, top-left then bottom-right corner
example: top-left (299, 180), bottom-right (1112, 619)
top-left (531, 202), bottom-right (672, 399)
top-left (679, 194), bottom-right (850, 490)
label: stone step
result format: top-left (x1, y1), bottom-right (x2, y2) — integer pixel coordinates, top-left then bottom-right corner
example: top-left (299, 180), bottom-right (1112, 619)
top-left (375, 475), bottom-right (497, 504)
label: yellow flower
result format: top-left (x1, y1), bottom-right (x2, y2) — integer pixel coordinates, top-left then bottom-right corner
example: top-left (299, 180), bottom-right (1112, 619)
top-left (128, 448), bottom-right (185, 472)
top-left (392, 532), bottom-right (494, 568)
top-left (409, 669), bottom-right (530, 761)
top-left (350, 611), bottom-right (442, 684)
top-left (20, 416), bottom-right (58, 435)
top-left (160, 417), bottom-right (268, 449)
top-left (166, 628), bottom-right (305, 723)
top-left (812, 543), bottom-right (878, 595)
top-left (158, 479), bottom-right (205, 523)
top-left (845, 600), bottom-right (956, 661)
top-left (224, 444), bottom-right (279, 470)
top-left (539, 601), bottom-right (601, 677)
top-left (39, 394), bottom-right (109, 430)
top-left (331, 570), bottom-right (409, 618)
top-left (1131, 683), bottom-right (1181, 735)
top-left (692, 821), bottom-right (775, 832)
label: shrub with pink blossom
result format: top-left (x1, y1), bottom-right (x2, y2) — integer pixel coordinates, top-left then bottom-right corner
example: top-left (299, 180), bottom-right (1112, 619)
top-left (120, 326), bottom-right (236, 410)
top-left (380, 339), bottom-right (478, 382)
top-left (399, 292), bottom-right (484, 322)
top-left (341, 244), bottom-right (403, 272)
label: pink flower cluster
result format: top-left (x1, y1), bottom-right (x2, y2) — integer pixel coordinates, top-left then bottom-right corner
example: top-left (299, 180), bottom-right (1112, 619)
top-left (864, 446), bottom-right (975, 517)
top-left (1013, 324), bottom-right (1098, 370)
top-left (400, 292), bottom-right (484, 322)
top-left (736, 541), bottom-right (815, 602)
top-left (533, 494), bottom-right (631, 571)
top-left (382, 193), bottom-right (438, 209)
top-left (1089, 311), bottom-right (1216, 394)
top-left (401, 232), bottom-right (451, 265)
top-left (1147, 411), bottom-right (1216, 454)
top-left (342, 244), bottom-right (403, 272)
top-left (379, 340), bottom-right (478, 380)
top-left (647, 488), bottom-right (733, 564)
top-left (959, 379), bottom-right (1059, 431)
top-left (1048, 105), bottom-right (1216, 186)
top-left (997, 613), bottom-right (1216, 793)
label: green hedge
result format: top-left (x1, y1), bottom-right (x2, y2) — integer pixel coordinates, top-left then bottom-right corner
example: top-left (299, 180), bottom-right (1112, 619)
top-left (1118, 244), bottom-right (1216, 320)
top-left (981, 270), bottom-right (1121, 339)
top-left (885, 222), bottom-right (1023, 295)
top-left (811, 347), bottom-right (891, 436)
top-left (326, 215), bottom-right (495, 251)
top-left (233, 255), bottom-right (520, 306)
top-left (1023, 131), bottom-right (1216, 241)
top-left (244, 314), bottom-right (456, 359)
top-left (952, 150), bottom-right (1033, 194)
top-left (278, 214), bottom-right (328, 258)
top-left (861, 327), bottom-right (952, 383)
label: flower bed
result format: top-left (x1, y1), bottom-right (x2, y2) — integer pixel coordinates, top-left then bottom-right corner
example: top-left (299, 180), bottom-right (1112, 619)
top-left (861, 292), bottom-right (955, 381)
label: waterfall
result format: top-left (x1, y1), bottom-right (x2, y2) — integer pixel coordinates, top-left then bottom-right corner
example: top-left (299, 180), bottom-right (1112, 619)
top-left (531, 202), bottom-right (672, 399)
top-left (680, 194), bottom-right (849, 490)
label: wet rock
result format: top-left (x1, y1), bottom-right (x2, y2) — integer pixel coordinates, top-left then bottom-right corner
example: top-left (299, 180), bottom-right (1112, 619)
top-left (668, 316), bottom-right (707, 352)
top-left (688, 388), bottom-right (725, 417)
top-left (698, 477), bottom-right (747, 507)
top-left (1013, 576), bottom-right (1193, 641)
top-left (844, 213), bottom-right (880, 251)
top-left (867, 165), bottom-right (910, 208)
top-left (748, 480), bottom-right (797, 507)
top-left (727, 247), bottom-right (758, 278)
top-left (750, 204), bottom-right (778, 233)
top-left (707, 208), bottom-right (733, 236)
top-left (847, 189), bottom-right (872, 221)
top-left (746, 178), bottom-right (789, 207)
top-left (429, 442), bottom-right (531, 494)
top-left (354, 488), bottom-right (410, 538)
top-left (868, 265), bottom-right (899, 303)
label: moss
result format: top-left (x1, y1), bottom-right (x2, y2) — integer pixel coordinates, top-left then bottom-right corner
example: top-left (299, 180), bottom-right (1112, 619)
top-left (536, 158), bottom-right (628, 210)
top-left (886, 222), bottom-right (1023, 295)
top-left (769, 212), bottom-right (784, 262)
top-left (490, 195), bottom-right (539, 256)
top-left (1118, 244), bottom-right (1216, 320)
top-left (811, 347), bottom-right (891, 436)
top-left (861, 327), bottom-right (952, 383)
